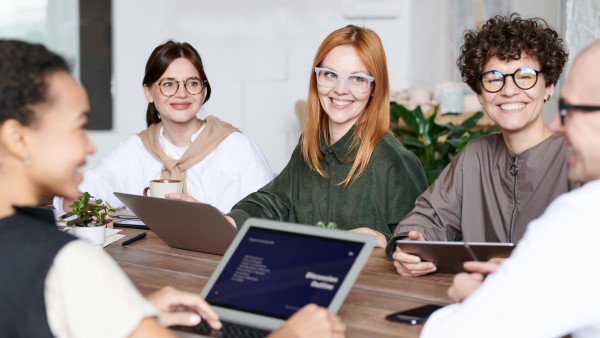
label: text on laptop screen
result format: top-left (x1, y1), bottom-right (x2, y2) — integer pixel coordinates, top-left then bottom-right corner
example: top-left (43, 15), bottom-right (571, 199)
top-left (205, 226), bottom-right (365, 319)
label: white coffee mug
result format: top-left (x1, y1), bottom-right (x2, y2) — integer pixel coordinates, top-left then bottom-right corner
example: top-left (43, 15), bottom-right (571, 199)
top-left (143, 179), bottom-right (183, 198)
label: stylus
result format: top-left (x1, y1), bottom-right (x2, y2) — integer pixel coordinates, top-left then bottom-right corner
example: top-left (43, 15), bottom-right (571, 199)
top-left (464, 242), bottom-right (487, 280)
top-left (463, 242), bottom-right (480, 262)
top-left (122, 232), bottom-right (147, 246)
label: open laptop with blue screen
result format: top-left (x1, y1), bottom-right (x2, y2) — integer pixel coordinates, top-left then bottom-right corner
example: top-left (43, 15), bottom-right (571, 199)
top-left (174, 218), bottom-right (375, 337)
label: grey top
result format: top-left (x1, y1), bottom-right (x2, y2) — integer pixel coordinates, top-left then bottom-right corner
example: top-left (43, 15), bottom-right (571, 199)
top-left (386, 133), bottom-right (575, 258)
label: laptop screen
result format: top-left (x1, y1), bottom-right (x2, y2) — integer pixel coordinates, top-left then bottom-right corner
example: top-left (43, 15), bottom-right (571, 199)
top-left (204, 226), bottom-right (366, 320)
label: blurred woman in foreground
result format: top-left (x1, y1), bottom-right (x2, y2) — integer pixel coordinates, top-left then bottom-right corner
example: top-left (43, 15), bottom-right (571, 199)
top-left (0, 39), bottom-right (344, 338)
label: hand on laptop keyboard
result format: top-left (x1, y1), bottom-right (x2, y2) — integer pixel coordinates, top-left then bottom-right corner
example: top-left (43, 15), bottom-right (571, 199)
top-left (273, 304), bottom-right (346, 338)
top-left (146, 286), bottom-right (345, 338)
top-left (172, 304), bottom-right (345, 338)
top-left (146, 286), bottom-right (222, 330)
top-left (178, 319), bottom-right (270, 338)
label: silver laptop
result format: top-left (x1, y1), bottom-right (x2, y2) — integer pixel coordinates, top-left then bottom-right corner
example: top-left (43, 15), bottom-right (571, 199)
top-left (114, 192), bottom-right (236, 255)
top-left (174, 218), bottom-right (375, 337)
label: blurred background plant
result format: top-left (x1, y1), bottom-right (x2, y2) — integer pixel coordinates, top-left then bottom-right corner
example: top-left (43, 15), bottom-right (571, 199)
top-left (390, 103), bottom-right (500, 184)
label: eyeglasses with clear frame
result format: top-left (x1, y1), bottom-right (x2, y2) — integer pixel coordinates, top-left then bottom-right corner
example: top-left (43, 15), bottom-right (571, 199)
top-left (314, 67), bottom-right (374, 94)
top-left (154, 77), bottom-right (206, 97)
top-left (558, 99), bottom-right (600, 125)
top-left (479, 67), bottom-right (542, 93)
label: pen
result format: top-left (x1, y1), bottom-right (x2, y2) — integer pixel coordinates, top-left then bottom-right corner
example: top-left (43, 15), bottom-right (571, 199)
top-left (464, 242), bottom-right (487, 280)
top-left (463, 242), bottom-right (480, 262)
top-left (122, 232), bottom-right (147, 246)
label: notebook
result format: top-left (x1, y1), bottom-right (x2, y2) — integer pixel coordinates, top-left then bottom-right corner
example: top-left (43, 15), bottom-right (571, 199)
top-left (173, 218), bottom-right (376, 337)
top-left (113, 192), bottom-right (236, 255)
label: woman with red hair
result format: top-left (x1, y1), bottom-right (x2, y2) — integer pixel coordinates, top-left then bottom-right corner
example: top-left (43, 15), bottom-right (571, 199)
top-left (227, 25), bottom-right (427, 247)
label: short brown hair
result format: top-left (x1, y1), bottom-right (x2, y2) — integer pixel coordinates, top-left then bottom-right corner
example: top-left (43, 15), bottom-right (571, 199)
top-left (457, 13), bottom-right (568, 94)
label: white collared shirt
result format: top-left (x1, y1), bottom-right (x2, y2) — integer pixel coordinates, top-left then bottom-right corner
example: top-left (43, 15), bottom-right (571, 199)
top-left (421, 180), bottom-right (600, 338)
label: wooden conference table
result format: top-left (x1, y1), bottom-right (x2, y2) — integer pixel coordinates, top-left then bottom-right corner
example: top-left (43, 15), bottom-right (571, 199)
top-left (106, 229), bottom-right (453, 338)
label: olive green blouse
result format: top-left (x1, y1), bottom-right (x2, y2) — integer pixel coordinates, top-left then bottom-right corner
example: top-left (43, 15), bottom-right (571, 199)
top-left (227, 126), bottom-right (428, 239)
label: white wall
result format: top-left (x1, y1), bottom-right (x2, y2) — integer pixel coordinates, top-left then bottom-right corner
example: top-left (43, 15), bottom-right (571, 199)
top-left (87, 0), bottom-right (411, 173)
top-left (564, 0), bottom-right (600, 65)
top-left (407, 0), bottom-right (562, 122)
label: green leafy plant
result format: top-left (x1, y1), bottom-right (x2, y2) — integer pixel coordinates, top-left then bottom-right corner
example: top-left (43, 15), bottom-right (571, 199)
top-left (62, 192), bottom-right (114, 227)
top-left (316, 221), bottom-right (338, 229)
top-left (390, 103), bottom-right (500, 184)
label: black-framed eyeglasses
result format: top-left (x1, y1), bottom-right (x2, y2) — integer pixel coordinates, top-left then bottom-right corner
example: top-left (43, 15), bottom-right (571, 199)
top-left (558, 99), bottom-right (600, 125)
top-left (154, 77), bottom-right (206, 97)
top-left (479, 67), bottom-right (542, 93)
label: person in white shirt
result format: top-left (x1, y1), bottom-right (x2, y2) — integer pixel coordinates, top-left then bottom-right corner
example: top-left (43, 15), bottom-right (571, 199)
top-left (420, 39), bottom-right (600, 338)
top-left (0, 39), bottom-right (345, 338)
top-left (55, 40), bottom-right (274, 213)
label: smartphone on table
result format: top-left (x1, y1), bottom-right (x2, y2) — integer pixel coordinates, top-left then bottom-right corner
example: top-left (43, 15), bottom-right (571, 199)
top-left (385, 304), bottom-right (443, 325)
top-left (113, 216), bottom-right (150, 230)
top-left (114, 220), bottom-right (149, 230)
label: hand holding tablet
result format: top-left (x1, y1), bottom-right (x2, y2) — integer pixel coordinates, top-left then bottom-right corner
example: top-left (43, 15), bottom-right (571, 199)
top-left (394, 240), bottom-right (514, 274)
top-left (392, 231), bottom-right (437, 277)
top-left (447, 260), bottom-right (503, 303)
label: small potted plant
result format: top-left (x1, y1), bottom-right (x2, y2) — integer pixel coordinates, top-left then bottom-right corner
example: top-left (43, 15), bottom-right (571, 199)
top-left (62, 192), bottom-right (114, 246)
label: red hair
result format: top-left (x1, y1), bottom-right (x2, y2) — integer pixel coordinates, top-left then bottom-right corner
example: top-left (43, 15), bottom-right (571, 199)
top-left (301, 25), bottom-right (390, 185)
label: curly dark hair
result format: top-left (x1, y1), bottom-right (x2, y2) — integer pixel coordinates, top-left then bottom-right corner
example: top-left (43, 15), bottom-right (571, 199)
top-left (457, 13), bottom-right (568, 94)
top-left (0, 40), bottom-right (70, 125)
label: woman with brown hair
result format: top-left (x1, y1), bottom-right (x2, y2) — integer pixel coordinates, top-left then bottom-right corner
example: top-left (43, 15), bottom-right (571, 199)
top-left (227, 25), bottom-right (428, 247)
top-left (54, 40), bottom-right (273, 213)
top-left (390, 13), bottom-right (576, 276)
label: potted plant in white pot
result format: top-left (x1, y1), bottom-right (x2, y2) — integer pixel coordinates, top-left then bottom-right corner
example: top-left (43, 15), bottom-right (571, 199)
top-left (61, 192), bottom-right (114, 247)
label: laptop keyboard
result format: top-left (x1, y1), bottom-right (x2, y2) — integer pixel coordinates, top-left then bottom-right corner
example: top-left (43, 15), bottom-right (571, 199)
top-left (174, 319), bottom-right (271, 338)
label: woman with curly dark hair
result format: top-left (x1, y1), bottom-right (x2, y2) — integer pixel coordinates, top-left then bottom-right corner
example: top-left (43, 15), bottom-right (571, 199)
top-left (388, 13), bottom-right (577, 276)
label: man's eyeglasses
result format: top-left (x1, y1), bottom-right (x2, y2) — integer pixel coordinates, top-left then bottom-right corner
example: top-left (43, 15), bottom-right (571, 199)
top-left (479, 67), bottom-right (542, 93)
top-left (315, 67), bottom-right (374, 94)
top-left (558, 99), bottom-right (600, 125)
top-left (154, 77), bottom-right (206, 97)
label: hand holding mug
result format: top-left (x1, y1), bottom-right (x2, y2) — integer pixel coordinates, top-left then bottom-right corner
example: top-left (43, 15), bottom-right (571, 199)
top-left (143, 179), bottom-right (183, 198)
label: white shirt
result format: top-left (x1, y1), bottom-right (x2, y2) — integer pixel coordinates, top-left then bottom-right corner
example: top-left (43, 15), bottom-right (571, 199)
top-left (45, 240), bottom-right (157, 338)
top-left (421, 179), bottom-right (600, 338)
top-left (54, 126), bottom-right (274, 213)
